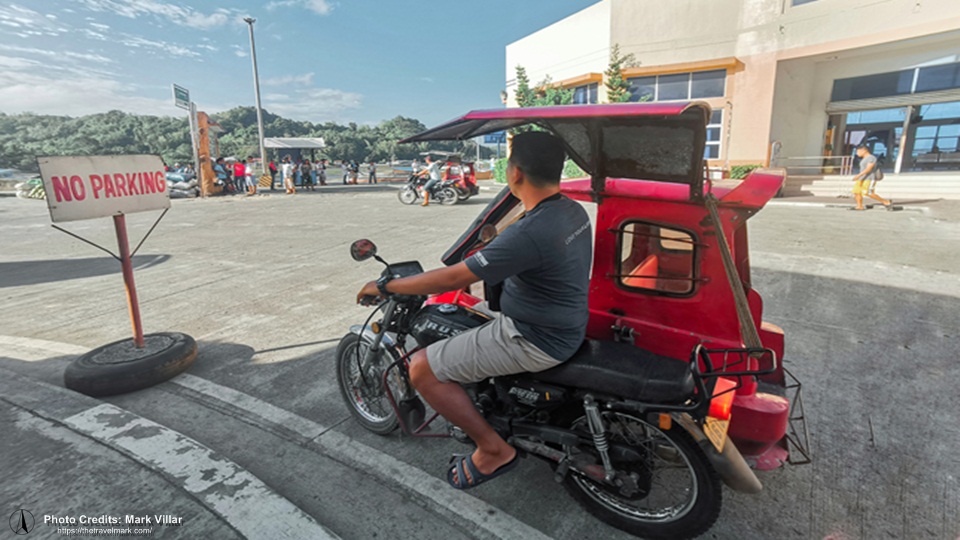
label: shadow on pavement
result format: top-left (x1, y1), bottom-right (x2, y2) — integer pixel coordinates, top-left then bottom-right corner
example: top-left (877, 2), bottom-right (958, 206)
top-left (0, 254), bottom-right (171, 288)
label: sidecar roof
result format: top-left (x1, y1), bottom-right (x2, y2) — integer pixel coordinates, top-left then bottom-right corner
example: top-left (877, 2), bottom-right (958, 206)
top-left (400, 102), bottom-right (710, 197)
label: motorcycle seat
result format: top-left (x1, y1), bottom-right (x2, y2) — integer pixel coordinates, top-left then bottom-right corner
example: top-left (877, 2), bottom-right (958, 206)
top-left (534, 340), bottom-right (695, 404)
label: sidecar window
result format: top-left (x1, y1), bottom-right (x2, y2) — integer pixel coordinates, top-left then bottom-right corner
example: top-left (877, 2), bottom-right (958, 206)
top-left (618, 221), bottom-right (696, 296)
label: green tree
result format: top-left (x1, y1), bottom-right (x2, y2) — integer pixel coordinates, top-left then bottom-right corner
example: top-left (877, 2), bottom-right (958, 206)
top-left (512, 66), bottom-right (574, 108)
top-left (604, 44), bottom-right (638, 103)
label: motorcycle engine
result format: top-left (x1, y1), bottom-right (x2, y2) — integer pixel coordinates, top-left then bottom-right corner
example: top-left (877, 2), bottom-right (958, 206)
top-left (495, 376), bottom-right (567, 409)
top-left (409, 304), bottom-right (491, 347)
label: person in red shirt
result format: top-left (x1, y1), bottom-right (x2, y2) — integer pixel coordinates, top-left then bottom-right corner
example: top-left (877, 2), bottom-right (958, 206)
top-left (232, 160), bottom-right (246, 195)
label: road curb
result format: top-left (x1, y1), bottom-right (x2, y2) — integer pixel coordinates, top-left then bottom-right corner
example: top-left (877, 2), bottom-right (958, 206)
top-left (0, 368), bottom-right (338, 540)
top-left (767, 200), bottom-right (931, 213)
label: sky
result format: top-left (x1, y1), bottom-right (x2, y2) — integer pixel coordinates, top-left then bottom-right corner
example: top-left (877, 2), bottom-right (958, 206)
top-left (0, 0), bottom-right (598, 127)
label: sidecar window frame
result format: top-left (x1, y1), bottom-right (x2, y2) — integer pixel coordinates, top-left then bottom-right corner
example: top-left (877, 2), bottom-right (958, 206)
top-left (614, 220), bottom-right (700, 297)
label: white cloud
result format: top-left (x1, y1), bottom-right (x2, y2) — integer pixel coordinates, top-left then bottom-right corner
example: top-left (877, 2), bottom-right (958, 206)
top-left (263, 86), bottom-right (362, 122)
top-left (265, 0), bottom-right (333, 15)
top-left (120, 36), bottom-right (200, 58)
top-left (263, 73), bottom-right (314, 87)
top-left (0, 4), bottom-right (69, 35)
top-left (0, 60), bottom-right (171, 117)
top-left (76, 0), bottom-right (240, 29)
top-left (232, 45), bottom-right (248, 58)
top-left (0, 44), bottom-right (114, 64)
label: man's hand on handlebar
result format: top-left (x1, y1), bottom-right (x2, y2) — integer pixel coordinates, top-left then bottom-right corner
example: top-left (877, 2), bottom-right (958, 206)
top-left (357, 280), bottom-right (383, 306)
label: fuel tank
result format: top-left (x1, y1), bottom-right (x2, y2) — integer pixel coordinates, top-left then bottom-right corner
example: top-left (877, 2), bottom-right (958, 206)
top-left (409, 303), bottom-right (491, 347)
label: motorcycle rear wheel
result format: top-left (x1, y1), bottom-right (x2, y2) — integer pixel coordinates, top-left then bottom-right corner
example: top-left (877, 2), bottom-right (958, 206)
top-left (439, 187), bottom-right (458, 206)
top-left (562, 411), bottom-right (721, 540)
top-left (398, 186), bottom-right (418, 205)
top-left (335, 333), bottom-right (400, 434)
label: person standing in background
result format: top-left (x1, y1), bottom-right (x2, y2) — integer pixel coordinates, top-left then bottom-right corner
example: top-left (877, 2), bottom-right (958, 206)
top-left (281, 156), bottom-right (295, 194)
top-left (316, 159), bottom-right (327, 186)
top-left (245, 156), bottom-right (257, 196)
top-left (368, 161), bottom-right (377, 184)
top-left (268, 160), bottom-right (278, 191)
top-left (233, 159), bottom-right (246, 196)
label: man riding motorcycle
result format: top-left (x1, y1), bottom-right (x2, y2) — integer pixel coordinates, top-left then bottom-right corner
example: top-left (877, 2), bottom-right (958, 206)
top-left (415, 154), bottom-right (445, 206)
top-left (357, 132), bottom-right (592, 488)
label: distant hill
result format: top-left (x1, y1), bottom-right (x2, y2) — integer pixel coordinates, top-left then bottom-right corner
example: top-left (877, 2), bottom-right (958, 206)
top-left (0, 107), bottom-right (482, 172)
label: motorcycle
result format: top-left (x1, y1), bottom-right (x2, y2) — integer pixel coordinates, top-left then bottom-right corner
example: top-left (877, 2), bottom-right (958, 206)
top-left (397, 173), bottom-right (459, 206)
top-left (338, 235), bottom-right (773, 540)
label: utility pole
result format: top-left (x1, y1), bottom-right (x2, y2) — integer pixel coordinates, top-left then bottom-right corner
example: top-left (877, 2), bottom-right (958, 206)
top-left (244, 16), bottom-right (268, 175)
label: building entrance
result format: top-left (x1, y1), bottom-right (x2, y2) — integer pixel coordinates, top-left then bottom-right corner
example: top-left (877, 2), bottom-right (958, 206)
top-left (836, 101), bottom-right (960, 173)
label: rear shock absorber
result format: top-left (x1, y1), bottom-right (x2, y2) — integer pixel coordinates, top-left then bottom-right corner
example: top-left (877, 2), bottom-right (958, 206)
top-left (584, 395), bottom-right (616, 482)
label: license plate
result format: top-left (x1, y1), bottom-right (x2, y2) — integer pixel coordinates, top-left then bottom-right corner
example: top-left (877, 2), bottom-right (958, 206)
top-left (703, 417), bottom-right (729, 453)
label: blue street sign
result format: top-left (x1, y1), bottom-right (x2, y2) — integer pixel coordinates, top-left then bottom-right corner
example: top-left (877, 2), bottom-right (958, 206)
top-left (483, 131), bottom-right (506, 144)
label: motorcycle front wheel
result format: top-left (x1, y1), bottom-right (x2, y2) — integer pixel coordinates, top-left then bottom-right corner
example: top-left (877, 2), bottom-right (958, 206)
top-left (562, 411), bottom-right (721, 540)
top-left (398, 186), bottom-right (418, 205)
top-left (456, 188), bottom-right (470, 201)
top-left (439, 187), bottom-right (458, 206)
top-left (335, 333), bottom-right (400, 434)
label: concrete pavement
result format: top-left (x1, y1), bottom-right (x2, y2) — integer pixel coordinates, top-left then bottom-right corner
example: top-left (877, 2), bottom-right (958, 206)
top-left (2, 186), bottom-right (959, 539)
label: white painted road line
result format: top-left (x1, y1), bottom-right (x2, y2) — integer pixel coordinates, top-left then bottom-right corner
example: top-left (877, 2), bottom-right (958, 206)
top-left (0, 334), bottom-right (88, 360)
top-left (169, 374), bottom-right (553, 540)
top-left (63, 403), bottom-right (338, 540)
top-left (0, 337), bottom-right (553, 540)
top-left (173, 373), bottom-right (328, 439)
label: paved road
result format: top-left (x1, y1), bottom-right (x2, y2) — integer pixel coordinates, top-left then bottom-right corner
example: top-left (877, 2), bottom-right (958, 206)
top-left (1, 186), bottom-right (959, 539)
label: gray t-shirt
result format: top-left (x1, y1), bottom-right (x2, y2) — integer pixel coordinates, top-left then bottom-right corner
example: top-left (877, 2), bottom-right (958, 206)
top-left (426, 161), bottom-right (443, 181)
top-left (465, 194), bottom-right (592, 361)
top-left (859, 154), bottom-right (878, 179)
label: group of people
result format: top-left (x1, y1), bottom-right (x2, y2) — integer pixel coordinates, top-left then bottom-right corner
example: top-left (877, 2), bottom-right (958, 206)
top-left (212, 156), bottom-right (258, 196)
top-left (271, 156), bottom-right (328, 194)
top-left (339, 160), bottom-right (378, 185)
top-left (209, 155), bottom-right (381, 196)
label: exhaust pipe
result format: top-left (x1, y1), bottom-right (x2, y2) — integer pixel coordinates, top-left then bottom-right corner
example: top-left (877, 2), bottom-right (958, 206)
top-left (672, 413), bottom-right (763, 494)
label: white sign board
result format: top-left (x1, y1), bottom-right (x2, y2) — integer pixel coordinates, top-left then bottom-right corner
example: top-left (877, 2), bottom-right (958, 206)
top-left (38, 155), bottom-right (170, 223)
top-left (172, 84), bottom-right (190, 110)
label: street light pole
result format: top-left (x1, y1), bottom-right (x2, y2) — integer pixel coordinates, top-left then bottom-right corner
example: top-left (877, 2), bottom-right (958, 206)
top-left (243, 16), bottom-right (268, 175)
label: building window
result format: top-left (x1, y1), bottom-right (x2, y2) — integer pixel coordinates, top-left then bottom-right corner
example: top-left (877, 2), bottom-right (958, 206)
top-left (618, 221), bottom-right (697, 296)
top-left (658, 73), bottom-right (689, 101)
top-left (626, 70), bottom-right (726, 102)
top-left (914, 125), bottom-right (960, 155)
top-left (573, 83), bottom-right (598, 104)
top-left (916, 63), bottom-right (960, 93)
top-left (705, 110), bottom-right (722, 160)
top-left (832, 61), bottom-right (960, 102)
top-left (691, 70), bottom-right (726, 99)
top-left (627, 76), bottom-right (656, 102)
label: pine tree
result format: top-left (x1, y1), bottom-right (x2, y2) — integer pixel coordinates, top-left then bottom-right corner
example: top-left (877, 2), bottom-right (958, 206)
top-left (514, 65), bottom-right (535, 107)
top-left (604, 44), bottom-right (638, 103)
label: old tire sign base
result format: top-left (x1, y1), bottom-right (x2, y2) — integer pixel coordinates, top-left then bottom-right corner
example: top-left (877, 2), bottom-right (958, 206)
top-left (64, 332), bottom-right (197, 397)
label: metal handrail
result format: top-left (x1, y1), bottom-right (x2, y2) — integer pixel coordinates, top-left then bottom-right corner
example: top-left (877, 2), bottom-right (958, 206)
top-left (772, 155), bottom-right (854, 176)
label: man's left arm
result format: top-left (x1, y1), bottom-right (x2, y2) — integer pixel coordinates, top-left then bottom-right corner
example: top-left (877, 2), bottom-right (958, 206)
top-left (357, 262), bottom-right (479, 303)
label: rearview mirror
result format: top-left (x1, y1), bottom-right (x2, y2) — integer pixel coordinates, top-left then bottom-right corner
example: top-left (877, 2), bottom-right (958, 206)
top-left (350, 239), bottom-right (377, 262)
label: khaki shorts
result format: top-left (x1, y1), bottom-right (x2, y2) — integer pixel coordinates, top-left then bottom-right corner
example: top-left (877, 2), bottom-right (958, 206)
top-left (426, 313), bottom-right (561, 384)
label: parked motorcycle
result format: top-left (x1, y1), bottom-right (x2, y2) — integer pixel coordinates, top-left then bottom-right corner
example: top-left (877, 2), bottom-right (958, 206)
top-left (397, 174), bottom-right (458, 206)
top-left (338, 237), bottom-right (772, 539)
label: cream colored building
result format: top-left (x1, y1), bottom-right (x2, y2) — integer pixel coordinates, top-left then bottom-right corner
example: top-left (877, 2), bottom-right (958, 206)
top-left (506, 0), bottom-right (960, 176)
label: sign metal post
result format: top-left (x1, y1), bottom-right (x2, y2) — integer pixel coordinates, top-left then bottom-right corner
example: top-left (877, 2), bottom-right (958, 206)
top-left (113, 214), bottom-right (145, 348)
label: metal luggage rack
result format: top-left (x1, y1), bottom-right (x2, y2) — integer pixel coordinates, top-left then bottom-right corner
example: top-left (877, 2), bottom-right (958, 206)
top-left (783, 365), bottom-right (812, 465)
top-left (690, 345), bottom-right (778, 400)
